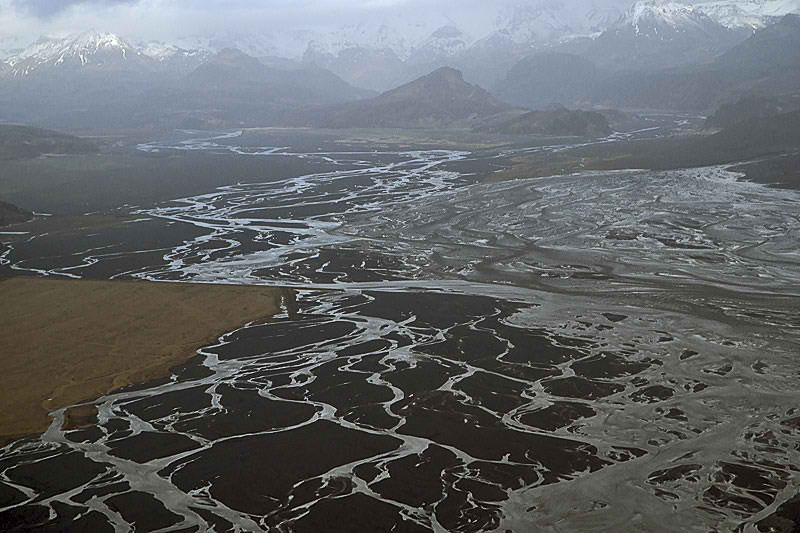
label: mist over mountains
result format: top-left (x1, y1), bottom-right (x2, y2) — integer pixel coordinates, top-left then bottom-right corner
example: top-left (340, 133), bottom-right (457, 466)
top-left (0, 0), bottom-right (799, 130)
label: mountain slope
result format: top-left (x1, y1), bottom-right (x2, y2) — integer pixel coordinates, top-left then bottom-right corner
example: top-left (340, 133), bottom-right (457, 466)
top-left (488, 1), bottom-right (766, 111)
top-left (713, 11), bottom-right (800, 70)
top-left (0, 43), bottom-right (370, 129)
top-left (303, 44), bottom-right (408, 92)
top-left (591, 13), bottom-right (800, 110)
top-left (583, 0), bottom-right (750, 71)
top-left (317, 67), bottom-right (514, 129)
top-left (120, 48), bottom-right (373, 128)
top-left (493, 52), bottom-right (599, 109)
top-left (0, 31), bottom-right (165, 127)
top-left (407, 26), bottom-right (472, 65)
top-left (705, 94), bottom-right (800, 128)
top-left (184, 48), bottom-right (369, 105)
top-left (138, 41), bottom-right (209, 75)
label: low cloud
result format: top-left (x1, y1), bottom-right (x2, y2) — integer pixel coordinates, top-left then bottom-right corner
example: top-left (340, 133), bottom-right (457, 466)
top-left (12, 0), bottom-right (137, 18)
top-left (0, 0), bottom-right (633, 53)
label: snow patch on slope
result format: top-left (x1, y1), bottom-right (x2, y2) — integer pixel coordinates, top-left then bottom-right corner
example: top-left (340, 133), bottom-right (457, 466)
top-left (693, 0), bottom-right (800, 28)
top-left (5, 31), bottom-right (144, 76)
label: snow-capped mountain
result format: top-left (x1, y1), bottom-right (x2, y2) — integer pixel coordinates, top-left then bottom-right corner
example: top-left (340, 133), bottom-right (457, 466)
top-left (692, 0), bottom-right (800, 29)
top-left (491, 0), bottom-right (630, 45)
top-left (610, 0), bottom-right (800, 35)
top-left (3, 31), bottom-right (150, 78)
top-left (453, 1), bottom-right (629, 89)
top-left (408, 26), bottom-right (474, 64)
top-left (299, 18), bottom-right (443, 91)
top-left (155, 32), bottom-right (279, 59)
top-left (581, 0), bottom-right (749, 71)
top-left (138, 41), bottom-right (205, 62)
top-left (1, 0), bottom-right (797, 90)
top-left (136, 41), bottom-right (210, 75)
top-left (304, 20), bottom-right (434, 61)
top-left (620, 0), bottom-right (724, 37)
top-left (495, 3), bottom-right (582, 44)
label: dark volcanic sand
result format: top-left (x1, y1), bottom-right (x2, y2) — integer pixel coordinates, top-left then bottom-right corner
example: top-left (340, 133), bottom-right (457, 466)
top-left (1, 126), bottom-right (799, 532)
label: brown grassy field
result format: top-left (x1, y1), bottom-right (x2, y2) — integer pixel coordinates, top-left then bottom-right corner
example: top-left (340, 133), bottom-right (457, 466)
top-left (0, 277), bottom-right (285, 444)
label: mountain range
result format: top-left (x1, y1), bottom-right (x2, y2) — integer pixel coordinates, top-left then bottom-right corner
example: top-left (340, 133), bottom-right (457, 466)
top-left (297, 0), bottom-right (800, 90)
top-left (1, 1), bottom-right (799, 129)
top-left (591, 13), bottom-right (800, 109)
top-left (4, 0), bottom-right (798, 90)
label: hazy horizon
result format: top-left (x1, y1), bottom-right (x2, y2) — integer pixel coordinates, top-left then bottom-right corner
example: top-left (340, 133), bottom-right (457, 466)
top-left (1, 0), bottom-right (632, 51)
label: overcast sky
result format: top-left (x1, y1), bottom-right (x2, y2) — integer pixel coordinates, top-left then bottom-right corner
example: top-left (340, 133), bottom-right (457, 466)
top-left (0, 0), bottom-right (519, 45)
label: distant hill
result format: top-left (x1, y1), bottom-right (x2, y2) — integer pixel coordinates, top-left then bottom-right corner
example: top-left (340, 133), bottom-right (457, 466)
top-left (701, 109), bottom-right (800, 157)
top-left (480, 106), bottom-right (611, 137)
top-left (0, 124), bottom-right (96, 160)
top-left (714, 13), bottom-right (800, 74)
top-left (0, 201), bottom-right (33, 227)
top-left (705, 94), bottom-right (800, 129)
top-left (316, 67), bottom-right (514, 129)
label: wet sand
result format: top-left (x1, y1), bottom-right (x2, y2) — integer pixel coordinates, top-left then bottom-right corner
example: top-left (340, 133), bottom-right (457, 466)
top-left (0, 277), bottom-right (283, 443)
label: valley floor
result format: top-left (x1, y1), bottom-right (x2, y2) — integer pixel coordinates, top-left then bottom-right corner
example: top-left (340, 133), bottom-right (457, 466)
top-left (1, 124), bottom-right (798, 532)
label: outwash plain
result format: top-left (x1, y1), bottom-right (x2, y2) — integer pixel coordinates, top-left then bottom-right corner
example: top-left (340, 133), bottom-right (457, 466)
top-left (0, 122), bottom-right (798, 532)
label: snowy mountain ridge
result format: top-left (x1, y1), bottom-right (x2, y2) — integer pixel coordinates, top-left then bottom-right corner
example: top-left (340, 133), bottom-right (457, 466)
top-left (408, 25), bottom-right (473, 63)
top-left (3, 0), bottom-right (799, 79)
top-left (494, 1), bottom-right (629, 44)
top-left (621, 1), bottom-right (720, 34)
top-left (304, 19), bottom-right (442, 61)
top-left (136, 41), bottom-right (210, 64)
top-left (619, 0), bottom-right (800, 32)
top-left (3, 31), bottom-right (148, 77)
top-left (692, 0), bottom-right (800, 28)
